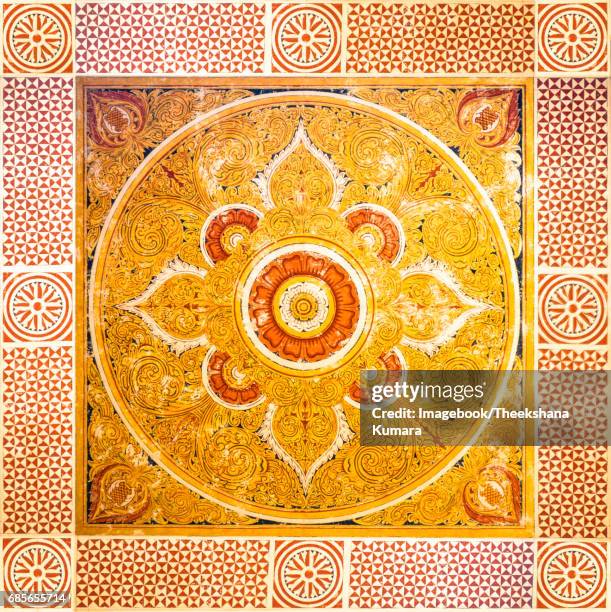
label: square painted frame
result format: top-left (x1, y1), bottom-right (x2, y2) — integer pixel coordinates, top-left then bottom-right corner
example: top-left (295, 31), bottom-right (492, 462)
top-left (75, 76), bottom-right (535, 537)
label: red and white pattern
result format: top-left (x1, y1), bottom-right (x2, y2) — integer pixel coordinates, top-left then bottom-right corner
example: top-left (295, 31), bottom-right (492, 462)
top-left (2, 77), bottom-right (73, 266)
top-left (2, 3), bottom-right (73, 73)
top-left (3, 538), bottom-right (71, 607)
top-left (346, 3), bottom-right (535, 73)
top-left (538, 348), bottom-right (608, 369)
top-left (538, 3), bottom-right (608, 72)
top-left (538, 371), bottom-right (608, 445)
top-left (538, 446), bottom-right (608, 538)
top-left (75, 3), bottom-right (265, 73)
top-left (273, 541), bottom-right (343, 608)
top-left (3, 272), bottom-right (72, 342)
top-left (537, 542), bottom-right (607, 608)
top-left (538, 78), bottom-right (608, 267)
top-left (76, 539), bottom-right (270, 608)
top-left (272, 3), bottom-right (342, 72)
top-left (2, 346), bottom-right (73, 534)
top-left (539, 274), bottom-right (607, 345)
top-left (349, 540), bottom-right (535, 608)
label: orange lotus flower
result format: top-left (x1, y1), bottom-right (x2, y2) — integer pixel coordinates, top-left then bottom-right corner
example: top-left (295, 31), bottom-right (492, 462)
top-left (249, 251), bottom-right (360, 362)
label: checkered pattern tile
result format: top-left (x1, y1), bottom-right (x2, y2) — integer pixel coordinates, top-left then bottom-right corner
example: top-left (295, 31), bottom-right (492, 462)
top-left (2, 77), bottom-right (73, 266)
top-left (2, 346), bottom-right (73, 534)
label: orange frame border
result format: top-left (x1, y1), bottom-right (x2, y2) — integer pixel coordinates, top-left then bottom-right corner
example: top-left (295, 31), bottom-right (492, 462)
top-left (75, 76), bottom-right (535, 536)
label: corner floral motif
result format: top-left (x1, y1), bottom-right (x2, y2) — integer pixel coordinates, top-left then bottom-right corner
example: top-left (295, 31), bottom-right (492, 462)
top-left (456, 89), bottom-right (520, 148)
top-left (3, 3), bottom-right (73, 73)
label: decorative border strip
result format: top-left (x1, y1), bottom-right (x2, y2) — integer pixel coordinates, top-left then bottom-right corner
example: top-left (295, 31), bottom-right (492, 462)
top-left (73, 538), bottom-right (540, 609)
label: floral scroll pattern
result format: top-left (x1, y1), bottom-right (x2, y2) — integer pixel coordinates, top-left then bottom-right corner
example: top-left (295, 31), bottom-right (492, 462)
top-left (85, 87), bottom-right (524, 527)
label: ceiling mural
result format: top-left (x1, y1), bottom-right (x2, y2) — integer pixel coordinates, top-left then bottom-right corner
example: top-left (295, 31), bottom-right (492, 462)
top-left (81, 85), bottom-right (529, 530)
top-left (3, 0), bottom-right (609, 607)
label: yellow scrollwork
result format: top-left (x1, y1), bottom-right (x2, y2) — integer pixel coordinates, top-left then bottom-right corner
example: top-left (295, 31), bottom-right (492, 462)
top-left (85, 89), bottom-right (524, 527)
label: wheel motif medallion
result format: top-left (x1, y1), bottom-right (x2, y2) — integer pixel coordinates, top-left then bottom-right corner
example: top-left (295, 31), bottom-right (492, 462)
top-left (90, 92), bottom-right (519, 522)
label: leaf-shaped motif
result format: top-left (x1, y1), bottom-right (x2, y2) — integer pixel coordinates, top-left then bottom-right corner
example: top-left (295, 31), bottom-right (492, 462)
top-left (87, 90), bottom-right (148, 148)
top-left (397, 258), bottom-right (491, 355)
top-left (253, 120), bottom-right (348, 210)
top-left (258, 398), bottom-right (353, 494)
top-left (463, 465), bottom-right (521, 524)
top-left (457, 89), bottom-right (520, 148)
top-left (118, 259), bottom-right (209, 354)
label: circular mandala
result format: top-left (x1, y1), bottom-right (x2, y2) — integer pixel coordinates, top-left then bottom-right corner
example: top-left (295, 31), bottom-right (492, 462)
top-left (4, 273), bottom-right (71, 342)
top-left (4, 539), bottom-right (70, 608)
top-left (540, 275), bottom-right (606, 344)
top-left (3, 4), bottom-right (72, 73)
top-left (273, 4), bottom-right (341, 72)
top-left (92, 92), bottom-right (519, 522)
top-left (538, 543), bottom-right (606, 608)
top-left (539, 4), bottom-right (607, 71)
top-left (274, 541), bottom-right (343, 607)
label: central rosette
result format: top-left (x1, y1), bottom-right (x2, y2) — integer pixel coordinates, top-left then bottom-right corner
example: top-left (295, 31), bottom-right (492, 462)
top-left (277, 276), bottom-right (333, 335)
top-left (237, 240), bottom-right (372, 375)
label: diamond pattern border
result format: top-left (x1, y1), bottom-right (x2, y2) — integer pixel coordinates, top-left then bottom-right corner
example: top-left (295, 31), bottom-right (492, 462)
top-left (75, 2), bottom-right (266, 73)
top-left (2, 346), bottom-right (73, 534)
top-left (349, 540), bottom-right (535, 608)
top-left (538, 446), bottom-right (608, 538)
top-left (537, 78), bottom-right (608, 268)
top-left (76, 539), bottom-right (270, 608)
top-left (2, 76), bottom-right (73, 266)
top-left (346, 3), bottom-right (535, 73)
